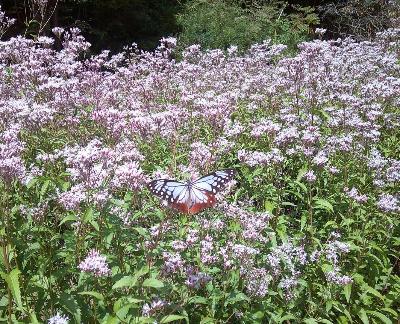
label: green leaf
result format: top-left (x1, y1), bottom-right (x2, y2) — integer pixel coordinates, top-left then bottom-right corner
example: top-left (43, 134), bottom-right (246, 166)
top-left (325, 300), bottom-right (333, 312)
top-left (59, 215), bottom-right (78, 226)
top-left (280, 315), bottom-right (297, 321)
top-left (319, 320), bottom-right (334, 324)
top-left (59, 292), bottom-right (81, 323)
top-left (251, 311), bottom-right (264, 319)
top-left (188, 296), bottom-right (208, 304)
top-left (29, 311), bottom-right (40, 324)
top-left (282, 201), bottom-right (297, 207)
top-left (357, 309), bottom-right (369, 324)
top-left (296, 166), bottom-right (308, 181)
top-left (264, 200), bottom-right (276, 213)
top-left (304, 319), bottom-right (318, 324)
top-left (314, 198), bottom-right (334, 213)
top-left (115, 304), bottom-right (132, 320)
top-left (40, 179), bottom-right (51, 197)
top-left (135, 317), bottom-right (157, 323)
top-left (224, 292), bottom-right (250, 306)
top-left (0, 269), bottom-right (23, 310)
top-left (113, 296), bottom-right (143, 313)
top-left (26, 177), bottom-right (38, 189)
top-left (300, 213), bottom-right (307, 231)
top-left (103, 315), bottom-right (119, 324)
top-left (112, 276), bottom-right (137, 290)
top-left (381, 308), bottom-right (398, 317)
top-left (200, 317), bottom-right (215, 324)
top-left (127, 297), bottom-right (143, 304)
top-left (90, 220), bottom-right (100, 231)
top-left (294, 180), bottom-right (307, 192)
top-left (78, 291), bottom-right (104, 301)
top-left (83, 207), bottom-right (94, 223)
top-left (343, 284), bottom-right (351, 303)
top-left (366, 311), bottom-right (392, 324)
top-left (364, 285), bottom-right (384, 300)
top-left (160, 315), bottom-right (186, 323)
top-left (142, 278), bottom-right (164, 289)
top-left (133, 227), bottom-right (148, 237)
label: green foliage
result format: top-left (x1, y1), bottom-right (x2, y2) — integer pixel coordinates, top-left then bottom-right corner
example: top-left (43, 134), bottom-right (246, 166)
top-left (177, 0), bottom-right (319, 52)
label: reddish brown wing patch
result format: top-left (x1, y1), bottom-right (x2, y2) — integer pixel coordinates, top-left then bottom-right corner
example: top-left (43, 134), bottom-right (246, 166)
top-left (170, 202), bottom-right (190, 214)
top-left (188, 192), bottom-right (216, 214)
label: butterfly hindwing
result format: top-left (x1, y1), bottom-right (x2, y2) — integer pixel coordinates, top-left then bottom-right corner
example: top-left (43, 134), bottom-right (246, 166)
top-left (187, 187), bottom-right (216, 214)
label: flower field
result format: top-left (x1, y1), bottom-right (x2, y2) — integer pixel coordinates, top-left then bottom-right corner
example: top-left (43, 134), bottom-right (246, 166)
top-left (0, 18), bottom-right (399, 323)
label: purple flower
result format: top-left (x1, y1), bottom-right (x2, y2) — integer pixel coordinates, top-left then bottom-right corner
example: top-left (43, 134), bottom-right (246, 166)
top-left (244, 268), bottom-right (272, 298)
top-left (58, 184), bottom-right (86, 211)
top-left (48, 312), bottom-right (69, 324)
top-left (111, 161), bottom-right (146, 190)
top-left (186, 229), bottom-right (199, 246)
top-left (142, 298), bottom-right (169, 317)
top-left (344, 187), bottom-right (368, 204)
top-left (312, 151), bottom-right (329, 167)
top-left (328, 166), bottom-right (340, 174)
top-left (377, 193), bottom-right (400, 212)
top-left (78, 249), bottom-right (111, 277)
top-left (162, 252), bottom-right (184, 275)
top-left (326, 268), bottom-right (352, 285)
top-left (251, 119), bottom-right (281, 138)
top-left (185, 268), bottom-right (212, 289)
top-left (304, 170), bottom-right (317, 183)
top-left (233, 244), bottom-right (259, 261)
top-left (266, 242), bottom-right (307, 278)
top-left (238, 149), bottom-right (284, 167)
top-left (201, 235), bottom-right (217, 265)
top-left (368, 148), bottom-right (387, 170)
top-left (190, 142), bottom-right (215, 168)
top-left (278, 276), bottom-right (299, 300)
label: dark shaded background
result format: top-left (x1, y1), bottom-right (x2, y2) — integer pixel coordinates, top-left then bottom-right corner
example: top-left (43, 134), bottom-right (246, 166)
top-left (1, 0), bottom-right (182, 51)
top-left (1, 0), bottom-right (398, 52)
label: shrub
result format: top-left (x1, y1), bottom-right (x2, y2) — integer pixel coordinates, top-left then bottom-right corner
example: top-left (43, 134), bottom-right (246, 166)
top-left (177, 0), bottom-right (319, 52)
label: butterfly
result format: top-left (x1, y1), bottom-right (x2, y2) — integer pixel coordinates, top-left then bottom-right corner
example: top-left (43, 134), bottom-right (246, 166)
top-left (148, 169), bottom-right (236, 214)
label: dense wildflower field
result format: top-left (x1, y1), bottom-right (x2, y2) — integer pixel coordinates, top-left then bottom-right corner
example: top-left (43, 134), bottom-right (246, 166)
top-left (1, 18), bottom-right (400, 323)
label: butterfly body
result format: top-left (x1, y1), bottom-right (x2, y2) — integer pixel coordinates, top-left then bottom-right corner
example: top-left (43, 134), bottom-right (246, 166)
top-left (148, 169), bottom-right (235, 214)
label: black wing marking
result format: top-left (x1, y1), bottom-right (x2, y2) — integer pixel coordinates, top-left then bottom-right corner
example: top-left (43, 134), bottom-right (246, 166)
top-left (192, 169), bottom-right (236, 194)
top-left (147, 180), bottom-right (188, 203)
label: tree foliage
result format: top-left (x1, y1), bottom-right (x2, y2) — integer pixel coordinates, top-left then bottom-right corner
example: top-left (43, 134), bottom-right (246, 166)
top-left (177, 0), bottom-right (319, 52)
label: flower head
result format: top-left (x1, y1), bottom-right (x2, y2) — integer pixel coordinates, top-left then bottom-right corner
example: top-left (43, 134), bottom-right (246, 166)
top-left (78, 249), bottom-right (111, 277)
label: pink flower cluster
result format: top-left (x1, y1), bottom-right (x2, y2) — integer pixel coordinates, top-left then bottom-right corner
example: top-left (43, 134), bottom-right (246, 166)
top-left (310, 232), bottom-right (353, 286)
top-left (78, 249), bottom-right (111, 277)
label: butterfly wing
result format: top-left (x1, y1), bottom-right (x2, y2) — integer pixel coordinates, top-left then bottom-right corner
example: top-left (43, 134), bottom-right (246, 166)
top-left (147, 179), bottom-right (191, 214)
top-left (188, 169), bottom-right (236, 214)
top-left (148, 169), bottom-right (236, 214)
top-left (192, 169), bottom-right (236, 193)
top-left (187, 187), bottom-right (216, 214)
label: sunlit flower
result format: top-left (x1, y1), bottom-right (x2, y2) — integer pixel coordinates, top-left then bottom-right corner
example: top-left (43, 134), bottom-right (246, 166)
top-left (78, 249), bottom-right (111, 277)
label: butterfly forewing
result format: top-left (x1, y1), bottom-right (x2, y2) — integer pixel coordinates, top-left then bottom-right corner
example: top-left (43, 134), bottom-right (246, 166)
top-left (192, 169), bottom-right (236, 194)
top-left (148, 180), bottom-right (187, 202)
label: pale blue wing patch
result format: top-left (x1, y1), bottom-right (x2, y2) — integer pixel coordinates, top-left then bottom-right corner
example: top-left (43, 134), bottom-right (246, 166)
top-left (192, 169), bottom-right (235, 194)
top-left (190, 187), bottom-right (210, 204)
top-left (148, 180), bottom-right (187, 203)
